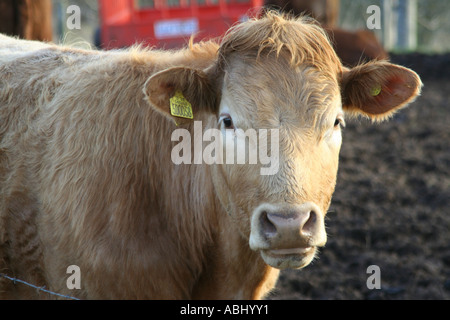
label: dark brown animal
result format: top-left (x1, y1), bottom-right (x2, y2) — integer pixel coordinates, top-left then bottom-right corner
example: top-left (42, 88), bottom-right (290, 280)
top-left (264, 0), bottom-right (340, 26)
top-left (325, 27), bottom-right (389, 66)
top-left (264, 0), bottom-right (388, 66)
top-left (0, 0), bottom-right (52, 41)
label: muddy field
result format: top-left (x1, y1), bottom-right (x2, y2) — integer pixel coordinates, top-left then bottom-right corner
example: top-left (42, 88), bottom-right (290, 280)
top-left (270, 53), bottom-right (450, 300)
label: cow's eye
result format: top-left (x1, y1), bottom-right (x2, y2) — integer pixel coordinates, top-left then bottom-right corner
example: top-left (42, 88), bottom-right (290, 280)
top-left (220, 113), bottom-right (235, 129)
top-left (223, 118), bottom-right (234, 128)
top-left (334, 116), bottom-right (345, 129)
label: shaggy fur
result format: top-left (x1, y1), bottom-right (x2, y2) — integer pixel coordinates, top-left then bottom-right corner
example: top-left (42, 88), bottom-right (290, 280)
top-left (264, 0), bottom-right (340, 26)
top-left (264, 0), bottom-right (388, 66)
top-left (0, 13), bottom-right (421, 299)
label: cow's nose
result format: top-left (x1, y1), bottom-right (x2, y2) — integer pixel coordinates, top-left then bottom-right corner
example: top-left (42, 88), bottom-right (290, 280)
top-left (264, 209), bottom-right (318, 239)
top-left (250, 202), bottom-right (326, 251)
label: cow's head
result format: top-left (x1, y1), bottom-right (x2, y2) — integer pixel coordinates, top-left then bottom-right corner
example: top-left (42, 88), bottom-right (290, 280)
top-left (145, 13), bottom-right (422, 269)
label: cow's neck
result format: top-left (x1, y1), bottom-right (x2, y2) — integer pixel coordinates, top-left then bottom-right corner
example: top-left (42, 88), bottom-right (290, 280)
top-left (192, 203), bottom-right (280, 299)
top-left (163, 115), bottom-right (279, 299)
top-left (187, 123), bottom-right (279, 299)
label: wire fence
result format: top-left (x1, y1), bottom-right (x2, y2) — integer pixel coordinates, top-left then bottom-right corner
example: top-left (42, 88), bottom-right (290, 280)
top-left (0, 273), bottom-right (80, 300)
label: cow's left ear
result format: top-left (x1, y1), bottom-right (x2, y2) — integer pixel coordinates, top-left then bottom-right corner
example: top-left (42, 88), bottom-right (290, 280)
top-left (144, 66), bottom-right (218, 124)
top-left (341, 61), bottom-right (422, 121)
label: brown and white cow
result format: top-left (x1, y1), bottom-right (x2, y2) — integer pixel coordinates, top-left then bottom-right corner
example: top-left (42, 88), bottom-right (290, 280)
top-left (0, 13), bottom-right (421, 299)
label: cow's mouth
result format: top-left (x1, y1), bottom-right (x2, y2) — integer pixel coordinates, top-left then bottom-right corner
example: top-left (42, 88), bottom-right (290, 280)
top-left (260, 246), bottom-right (316, 269)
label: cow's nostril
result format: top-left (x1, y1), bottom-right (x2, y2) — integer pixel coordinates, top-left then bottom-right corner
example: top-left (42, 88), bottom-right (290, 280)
top-left (260, 211), bottom-right (277, 238)
top-left (302, 210), bottom-right (317, 235)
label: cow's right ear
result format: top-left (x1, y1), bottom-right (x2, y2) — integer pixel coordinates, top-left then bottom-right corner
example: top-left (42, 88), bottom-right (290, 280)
top-left (144, 66), bottom-right (218, 124)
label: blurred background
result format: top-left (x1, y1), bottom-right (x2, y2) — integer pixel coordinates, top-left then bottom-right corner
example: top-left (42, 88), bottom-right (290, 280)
top-left (339, 0), bottom-right (450, 53)
top-left (47, 0), bottom-right (450, 53)
top-left (0, 0), bottom-right (448, 299)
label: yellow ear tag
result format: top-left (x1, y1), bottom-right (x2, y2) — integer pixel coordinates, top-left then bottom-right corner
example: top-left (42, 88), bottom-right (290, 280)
top-left (370, 84), bottom-right (382, 97)
top-left (170, 90), bottom-right (194, 120)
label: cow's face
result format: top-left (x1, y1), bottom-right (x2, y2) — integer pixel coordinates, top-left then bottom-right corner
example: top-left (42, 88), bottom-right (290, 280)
top-left (145, 18), bottom-right (421, 270)
top-left (211, 57), bottom-right (342, 269)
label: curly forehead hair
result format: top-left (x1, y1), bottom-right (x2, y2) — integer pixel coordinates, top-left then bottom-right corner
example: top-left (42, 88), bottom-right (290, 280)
top-left (217, 11), bottom-right (343, 78)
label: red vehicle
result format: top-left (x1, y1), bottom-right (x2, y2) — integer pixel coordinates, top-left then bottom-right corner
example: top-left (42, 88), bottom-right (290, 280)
top-left (98, 0), bottom-right (264, 49)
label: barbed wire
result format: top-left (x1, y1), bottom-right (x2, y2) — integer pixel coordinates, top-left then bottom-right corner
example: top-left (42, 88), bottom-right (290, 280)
top-left (0, 273), bottom-right (80, 300)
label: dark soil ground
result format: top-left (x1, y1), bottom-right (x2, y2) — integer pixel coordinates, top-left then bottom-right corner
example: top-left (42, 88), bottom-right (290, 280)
top-left (269, 53), bottom-right (450, 300)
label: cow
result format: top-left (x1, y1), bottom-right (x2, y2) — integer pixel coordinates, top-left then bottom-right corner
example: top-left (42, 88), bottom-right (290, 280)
top-left (264, 0), bottom-right (389, 66)
top-left (0, 0), bottom-right (53, 42)
top-left (324, 27), bottom-right (389, 67)
top-left (0, 13), bottom-right (421, 299)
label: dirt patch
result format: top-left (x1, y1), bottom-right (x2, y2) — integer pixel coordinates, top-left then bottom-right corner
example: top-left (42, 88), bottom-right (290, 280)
top-left (269, 53), bottom-right (450, 300)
